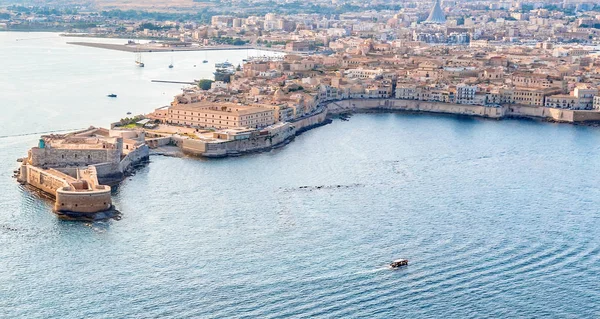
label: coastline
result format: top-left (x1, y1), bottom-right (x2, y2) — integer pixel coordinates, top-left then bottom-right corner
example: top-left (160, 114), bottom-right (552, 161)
top-left (179, 98), bottom-right (600, 158)
top-left (13, 97), bottom-right (600, 218)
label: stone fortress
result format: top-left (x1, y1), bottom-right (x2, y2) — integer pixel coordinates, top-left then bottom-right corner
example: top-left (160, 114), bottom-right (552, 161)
top-left (17, 127), bottom-right (149, 218)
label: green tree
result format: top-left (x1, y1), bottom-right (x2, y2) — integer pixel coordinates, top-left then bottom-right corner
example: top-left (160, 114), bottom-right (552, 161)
top-left (198, 79), bottom-right (213, 90)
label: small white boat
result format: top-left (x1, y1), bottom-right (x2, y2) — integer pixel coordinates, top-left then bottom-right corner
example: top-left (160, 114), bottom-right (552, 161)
top-left (389, 259), bottom-right (408, 268)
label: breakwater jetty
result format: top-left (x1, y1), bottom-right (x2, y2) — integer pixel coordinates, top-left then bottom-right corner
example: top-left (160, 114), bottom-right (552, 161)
top-left (151, 80), bottom-right (197, 85)
top-left (67, 42), bottom-right (293, 54)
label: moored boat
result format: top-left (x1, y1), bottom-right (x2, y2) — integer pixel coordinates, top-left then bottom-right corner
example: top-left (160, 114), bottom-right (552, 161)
top-left (215, 61), bottom-right (233, 68)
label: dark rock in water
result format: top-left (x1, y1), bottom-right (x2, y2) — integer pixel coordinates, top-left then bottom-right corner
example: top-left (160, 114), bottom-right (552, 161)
top-left (291, 183), bottom-right (364, 192)
top-left (54, 206), bottom-right (121, 222)
top-left (1, 224), bottom-right (19, 232)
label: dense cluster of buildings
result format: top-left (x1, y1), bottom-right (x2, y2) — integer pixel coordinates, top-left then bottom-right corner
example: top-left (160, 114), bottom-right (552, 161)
top-left (2, 0), bottom-right (600, 50)
top-left (147, 36), bottom-right (600, 134)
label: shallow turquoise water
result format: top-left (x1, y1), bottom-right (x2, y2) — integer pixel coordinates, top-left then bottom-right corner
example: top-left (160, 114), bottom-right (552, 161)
top-left (2, 32), bottom-right (600, 318)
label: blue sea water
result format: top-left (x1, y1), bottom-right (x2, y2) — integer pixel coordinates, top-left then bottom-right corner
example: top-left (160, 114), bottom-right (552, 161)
top-left (1, 32), bottom-right (600, 318)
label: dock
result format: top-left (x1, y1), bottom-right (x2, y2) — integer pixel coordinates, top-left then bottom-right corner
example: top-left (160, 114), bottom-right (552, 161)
top-left (151, 80), bottom-right (197, 85)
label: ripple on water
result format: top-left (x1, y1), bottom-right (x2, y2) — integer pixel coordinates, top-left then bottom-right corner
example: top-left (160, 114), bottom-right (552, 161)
top-left (3, 110), bottom-right (600, 318)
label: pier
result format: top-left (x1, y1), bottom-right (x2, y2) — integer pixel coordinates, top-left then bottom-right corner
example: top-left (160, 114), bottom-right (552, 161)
top-left (151, 80), bottom-right (197, 85)
top-left (66, 42), bottom-right (296, 54)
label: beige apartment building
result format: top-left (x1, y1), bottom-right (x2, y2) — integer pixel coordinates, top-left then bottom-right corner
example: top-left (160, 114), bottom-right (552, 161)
top-left (167, 102), bottom-right (275, 129)
top-left (511, 73), bottom-right (562, 89)
top-left (505, 88), bottom-right (562, 107)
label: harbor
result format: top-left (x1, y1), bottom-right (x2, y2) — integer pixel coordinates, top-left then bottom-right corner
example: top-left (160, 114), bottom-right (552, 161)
top-left (3, 31), bottom-right (600, 319)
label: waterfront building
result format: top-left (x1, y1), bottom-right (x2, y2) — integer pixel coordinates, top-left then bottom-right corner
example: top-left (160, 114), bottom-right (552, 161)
top-left (456, 84), bottom-right (478, 105)
top-left (167, 102), bottom-right (275, 129)
top-left (545, 87), bottom-right (598, 110)
top-left (344, 68), bottom-right (384, 79)
top-left (509, 88), bottom-right (563, 107)
top-left (511, 73), bottom-right (562, 89)
top-left (594, 96), bottom-right (600, 110)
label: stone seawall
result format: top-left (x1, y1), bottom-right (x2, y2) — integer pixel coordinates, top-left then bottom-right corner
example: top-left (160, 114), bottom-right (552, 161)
top-left (291, 108), bottom-right (330, 135)
top-left (182, 126), bottom-right (296, 157)
top-left (181, 107), bottom-right (329, 158)
top-left (164, 98), bottom-right (600, 159)
top-left (325, 99), bottom-right (600, 123)
top-left (326, 99), bottom-right (505, 119)
top-left (119, 145), bottom-right (150, 173)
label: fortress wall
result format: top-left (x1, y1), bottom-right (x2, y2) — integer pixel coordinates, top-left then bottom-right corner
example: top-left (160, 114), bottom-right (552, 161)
top-left (181, 139), bottom-right (208, 156)
top-left (55, 187), bottom-right (112, 213)
top-left (54, 166), bottom-right (112, 213)
top-left (29, 148), bottom-right (120, 167)
top-left (119, 145), bottom-right (150, 172)
top-left (54, 163), bottom-right (121, 180)
top-left (182, 129), bottom-right (297, 157)
top-left (93, 163), bottom-right (122, 181)
top-left (171, 136), bottom-right (185, 148)
top-left (21, 164), bottom-right (113, 214)
top-left (146, 137), bottom-right (172, 148)
top-left (23, 165), bottom-right (69, 196)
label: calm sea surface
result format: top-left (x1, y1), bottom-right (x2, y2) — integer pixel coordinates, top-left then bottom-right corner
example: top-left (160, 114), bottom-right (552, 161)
top-left (2, 32), bottom-right (600, 318)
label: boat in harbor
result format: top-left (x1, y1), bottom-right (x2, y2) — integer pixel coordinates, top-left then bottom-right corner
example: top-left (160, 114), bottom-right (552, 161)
top-left (203, 60), bottom-right (208, 64)
top-left (107, 94), bottom-right (117, 98)
top-left (135, 51), bottom-right (145, 67)
top-left (389, 259), bottom-right (409, 268)
top-left (215, 61), bottom-right (233, 68)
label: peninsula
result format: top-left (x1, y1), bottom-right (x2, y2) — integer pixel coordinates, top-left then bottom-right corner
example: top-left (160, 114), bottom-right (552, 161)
top-left (15, 47), bottom-right (600, 217)
top-left (11, 0), bottom-right (600, 218)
